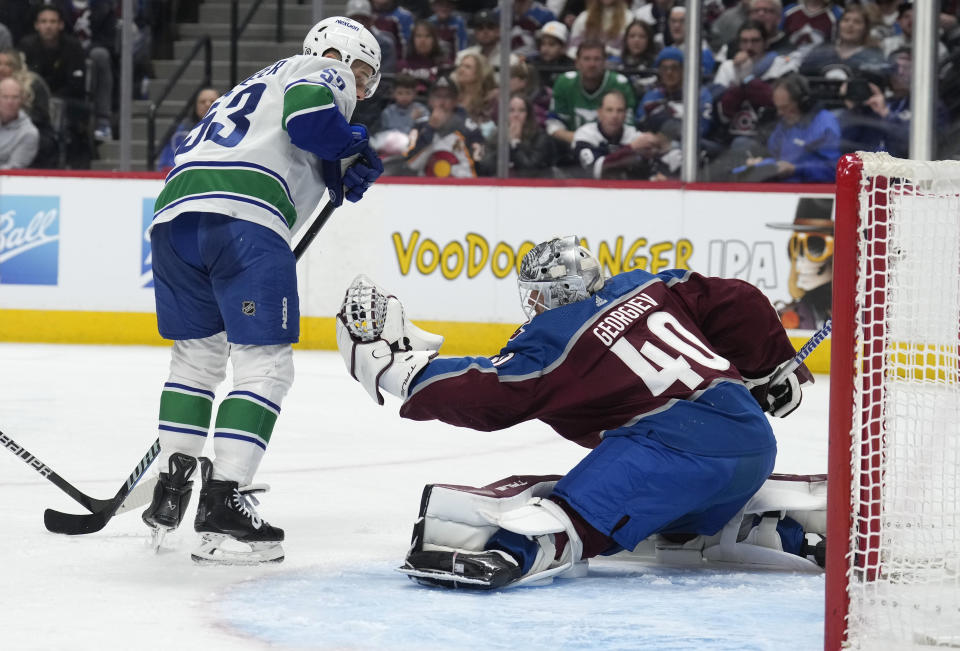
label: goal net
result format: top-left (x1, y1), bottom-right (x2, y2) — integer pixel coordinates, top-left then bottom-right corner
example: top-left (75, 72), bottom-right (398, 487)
top-left (827, 152), bottom-right (960, 650)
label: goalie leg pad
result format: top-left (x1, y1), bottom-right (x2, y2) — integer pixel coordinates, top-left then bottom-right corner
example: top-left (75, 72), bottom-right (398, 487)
top-left (399, 475), bottom-right (587, 589)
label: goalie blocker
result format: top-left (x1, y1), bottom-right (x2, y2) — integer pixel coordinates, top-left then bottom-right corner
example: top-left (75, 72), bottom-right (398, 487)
top-left (399, 473), bottom-right (826, 589)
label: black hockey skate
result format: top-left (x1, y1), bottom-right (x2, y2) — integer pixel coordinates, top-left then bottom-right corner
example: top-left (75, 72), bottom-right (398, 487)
top-left (191, 457), bottom-right (284, 565)
top-left (399, 549), bottom-right (522, 590)
top-left (142, 452), bottom-right (198, 550)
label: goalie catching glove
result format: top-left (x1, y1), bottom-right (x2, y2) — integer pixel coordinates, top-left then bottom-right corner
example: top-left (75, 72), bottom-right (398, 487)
top-left (336, 274), bottom-right (444, 405)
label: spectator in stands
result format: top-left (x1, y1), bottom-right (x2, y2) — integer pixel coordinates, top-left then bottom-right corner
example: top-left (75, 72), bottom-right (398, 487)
top-left (454, 51), bottom-right (497, 138)
top-left (374, 73), bottom-right (428, 155)
top-left (738, 73), bottom-right (840, 183)
top-left (510, 0), bottom-right (557, 58)
top-left (372, 0), bottom-right (415, 59)
top-left (574, 88), bottom-right (678, 180)
top-left (781, 0), bottom-right (843, 51)
top-left (635, 0), bottom-right (678, 45)
top-left (59, 0), bottom-right (116, 142)
top-left (713, 21), bottom-right (797, 89)
top-left (737, 0), bottom-right (794, 56)
top-left (458, 10), bottom-right (517, 72)
top-left (348, 0), bottom-right (399, 78)
top-left (870, 0), bottom-right (902, 42)
top-left (482, 93), bottom-right (554, 177)
top-left (838, 47), bottom-right (946, 159)
top-left (636, 47), bottom-right (713, 140)
top-left (427, 0), bottom-right (468, 53)
top-left (0, 47), bottom-right (58, 168)
top-left (709, 0), bottom-right (751, 52)
top-left (398, 19), bottom-right (452, 97)
top-left (567, 0), bottom-right (633, 60)
top-left (659, 5), bottom-right (716, 79)
top-left (546, 40), bottom-right (635, 152)
top-left (492, 60), bottom-right (550, 127)
top-left (0, 76), bottom-right (39, 168)
top-left (711, 22), bottom-right (791, 169)
top-left (800, 4), bottom-right (887, 80)
top-left (155, 86), bottom-right (219, 172)
top-left (527, 21), bottom-right (574, 90)
top-left (19, 3), bottom-right (92, 168)
top-left (882, 3), bottom-right (948, 59)
top-left (615, 19), bottom-right (659, 69)
top-left (0, 22), bottom-right (12, 50)
top-left (402, 74), bottom-right (489, 177)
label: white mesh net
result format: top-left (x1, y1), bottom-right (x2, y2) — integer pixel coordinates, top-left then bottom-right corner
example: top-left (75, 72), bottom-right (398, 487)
top-left (844, 153), bottom-right (960, 649)
top-left (339, 274), bottom-right (389, 342)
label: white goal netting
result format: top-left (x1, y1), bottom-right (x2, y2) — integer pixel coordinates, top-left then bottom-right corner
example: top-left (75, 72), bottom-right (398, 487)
top-left (843, 153), bottom-right (960, 649)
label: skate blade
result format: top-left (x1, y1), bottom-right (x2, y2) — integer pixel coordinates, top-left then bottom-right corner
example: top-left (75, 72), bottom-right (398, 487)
top-left (191, 533), bottom-right (285, 566)
top-left (148, 525), bottom-right (173, 553)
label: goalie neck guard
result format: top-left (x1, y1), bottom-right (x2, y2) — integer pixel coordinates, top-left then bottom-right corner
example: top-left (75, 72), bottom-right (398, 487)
top-left (518, 236), bottom-right (605, 320)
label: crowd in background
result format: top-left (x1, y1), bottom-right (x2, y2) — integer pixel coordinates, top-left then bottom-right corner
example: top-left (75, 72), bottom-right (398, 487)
top-left (2, 0), bottom-right (960, 181)
top-left (0, 0), bottom-right (168, 169)
top-left (353, 0), bottom-right (960, 182)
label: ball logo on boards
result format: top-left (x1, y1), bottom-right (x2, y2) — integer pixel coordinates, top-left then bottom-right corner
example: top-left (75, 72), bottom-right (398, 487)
top-left (0, 195), bottom-right (60, 285)
top-left (141, 198), bottom-right (155, 288)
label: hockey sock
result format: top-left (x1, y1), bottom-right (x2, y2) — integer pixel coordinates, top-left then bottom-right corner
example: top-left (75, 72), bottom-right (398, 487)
top-left (157, 383), bottom-right (215, 466)
top-left (211, 390), bottom-right (279, 485)
top-left (484, 529), bottom-right (542, 574)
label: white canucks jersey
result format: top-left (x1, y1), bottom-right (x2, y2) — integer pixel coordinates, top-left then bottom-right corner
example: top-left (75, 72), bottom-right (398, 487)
top-left (152, 55), bottom-right (358, 243)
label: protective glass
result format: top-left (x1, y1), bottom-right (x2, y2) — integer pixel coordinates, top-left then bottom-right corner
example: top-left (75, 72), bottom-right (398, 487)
top-left (789, 232), bottom-right (834, 263)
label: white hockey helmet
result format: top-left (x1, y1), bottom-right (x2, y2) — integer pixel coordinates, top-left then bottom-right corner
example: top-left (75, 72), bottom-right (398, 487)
top-left (303, 16), bottom-right (382, 98)
top-left (518, 236), bottom-right (605, 319)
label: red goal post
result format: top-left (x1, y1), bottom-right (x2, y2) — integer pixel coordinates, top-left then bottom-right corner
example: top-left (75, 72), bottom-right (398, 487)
top-left (827, 152), bottom-right (960, 650)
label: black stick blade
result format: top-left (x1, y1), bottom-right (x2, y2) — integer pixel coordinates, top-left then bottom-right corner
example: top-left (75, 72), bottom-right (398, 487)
top-left (44, 507), bottom-right (111, 535)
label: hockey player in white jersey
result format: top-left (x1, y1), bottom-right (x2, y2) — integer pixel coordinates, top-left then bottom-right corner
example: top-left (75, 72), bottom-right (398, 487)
top-left (141, 16), bottom-right (383, 565)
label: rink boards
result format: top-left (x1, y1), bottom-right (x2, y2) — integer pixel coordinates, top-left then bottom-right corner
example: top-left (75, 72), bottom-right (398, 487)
top-left (0, 173), bottom-right (832, 372)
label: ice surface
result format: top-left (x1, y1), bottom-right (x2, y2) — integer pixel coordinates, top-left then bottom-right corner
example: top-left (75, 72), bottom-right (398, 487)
top-left (0, 344), bottom-right (829, 650)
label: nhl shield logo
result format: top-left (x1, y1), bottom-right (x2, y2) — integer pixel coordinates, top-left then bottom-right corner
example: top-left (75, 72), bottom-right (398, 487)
top-left (242, 300), bottom-right (256, 316)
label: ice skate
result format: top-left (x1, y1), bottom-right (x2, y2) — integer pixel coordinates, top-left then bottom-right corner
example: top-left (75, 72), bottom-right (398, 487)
top-left (191, 457), bottom-right (284, 565)
top-left (141, 452), bottom-right (197, 551)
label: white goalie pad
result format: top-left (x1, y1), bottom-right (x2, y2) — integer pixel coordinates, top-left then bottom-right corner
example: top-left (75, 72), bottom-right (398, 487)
top-left (414, 475), bottom-right (562, 553)
top-left (405, 475), bottom-right (587, 587)
top-left (644, 473), bottom-right (828, 572)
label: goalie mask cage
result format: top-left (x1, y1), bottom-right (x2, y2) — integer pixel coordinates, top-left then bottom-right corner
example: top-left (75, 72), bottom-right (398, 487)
top-left (826, 152), bottom-right (960, 650)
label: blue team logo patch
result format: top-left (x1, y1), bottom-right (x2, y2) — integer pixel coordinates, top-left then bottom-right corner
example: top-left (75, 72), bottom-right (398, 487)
top-left (0, 195), bottom-right (60, 286)
top-left (141, 198), bottom-right (155, 288)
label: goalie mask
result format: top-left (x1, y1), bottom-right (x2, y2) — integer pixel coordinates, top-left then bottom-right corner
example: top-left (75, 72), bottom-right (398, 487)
top-left (303, 16), bottom-right (382, 98)
top-left (518, 236), bottom-right (605, 320)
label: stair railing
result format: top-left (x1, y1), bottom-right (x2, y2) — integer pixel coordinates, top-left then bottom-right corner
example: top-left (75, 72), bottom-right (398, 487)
top-left (145, 35), bottom-right (213, 170)
top-left (230, 0), bottom-right (287, 88)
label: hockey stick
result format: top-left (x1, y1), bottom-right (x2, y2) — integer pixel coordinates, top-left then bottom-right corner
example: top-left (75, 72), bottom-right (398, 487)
top-left (42, 200), bottom-right (339, 535)
top-left (293, 196), bottom-right (337, 260)
top-left (770, 319), bottom-right (833, 385)
top-left (2, 430), bottom-right (115, 513)
top-left (43, 440), bottom-right (161, 535)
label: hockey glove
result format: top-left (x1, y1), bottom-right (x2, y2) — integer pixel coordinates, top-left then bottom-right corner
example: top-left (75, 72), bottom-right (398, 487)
top-left (331, 124), bottom-right (370, 160)
top-left (343, 145), bottom-right (383, 203)
top-left (766, 372), bottom-right (802, 418)
top-left (320, 144), bottom-right (383, 207)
